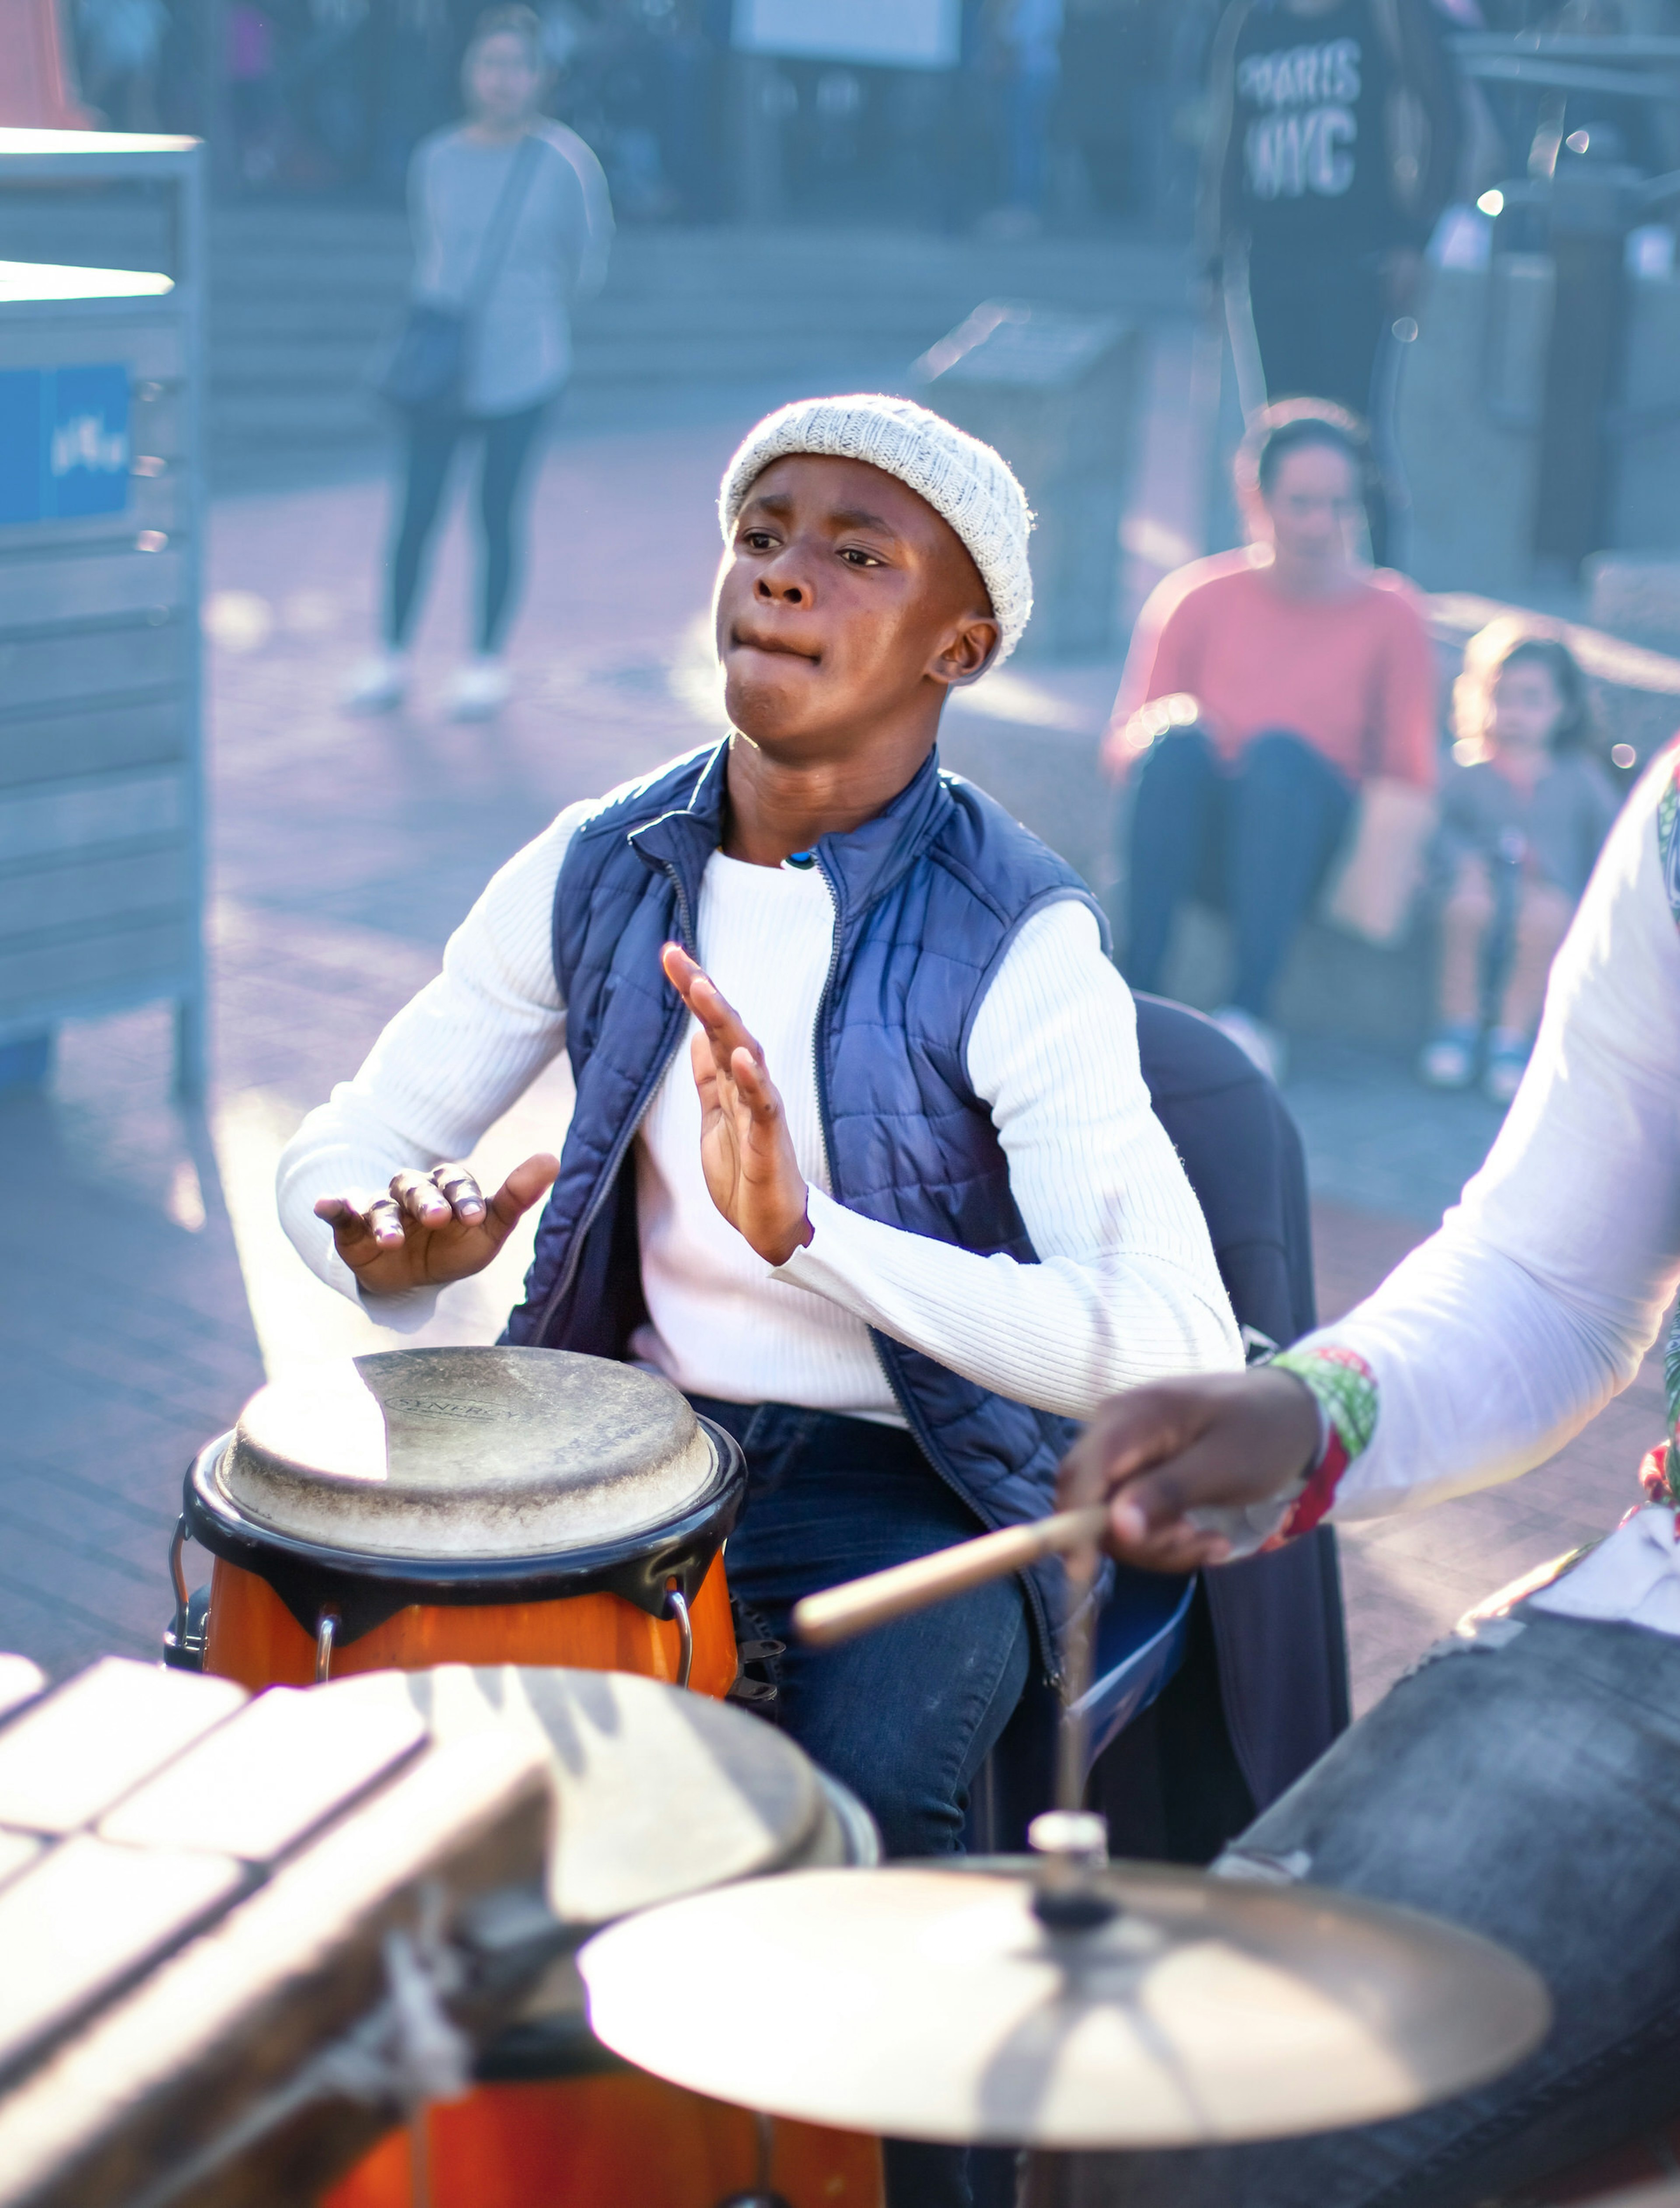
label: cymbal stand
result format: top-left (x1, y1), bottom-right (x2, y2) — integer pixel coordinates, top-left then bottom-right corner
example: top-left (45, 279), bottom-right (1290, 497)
top-left (1022, 1540), bottom-right (1111, 2208)
top-left (1026, 1541), bottom-right (1112, 1931)
top-left (714, 2110), bottom-right (793, 2208)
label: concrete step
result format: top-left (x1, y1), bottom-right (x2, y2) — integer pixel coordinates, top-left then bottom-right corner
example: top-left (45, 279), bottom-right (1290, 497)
top-left (206, 217), bottom-right (1185, 297)
top-left (211, 325), bottom-right (970, 386)
top-left (192, 210), bottom-right (1190, 480)
top-left (207, 354), bottom-right (908, 441)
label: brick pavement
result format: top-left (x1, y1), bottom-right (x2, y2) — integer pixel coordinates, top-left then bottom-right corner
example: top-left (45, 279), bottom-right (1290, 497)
top-left (0, 376), bottom-right (1667, 1744)
top-left (0, 1004), bottom-right (263, 1671)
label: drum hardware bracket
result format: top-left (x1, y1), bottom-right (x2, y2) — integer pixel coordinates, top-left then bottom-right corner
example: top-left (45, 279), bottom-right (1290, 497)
top-left (316, 1609), bottom-right (341, 1683)
top-left (727, 1610), bottom-right (783, 1713)
top-left (164, 1513), bottom-right (210, 1671)
top-left (725, 1673), bottom-right (777, 1710)
top-left (664, 1581), bottom-right (693, 1690)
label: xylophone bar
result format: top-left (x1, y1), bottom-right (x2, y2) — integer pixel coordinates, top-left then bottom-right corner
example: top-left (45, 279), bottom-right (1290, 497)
top-left (0, 1658), bottom-right (556, 2208)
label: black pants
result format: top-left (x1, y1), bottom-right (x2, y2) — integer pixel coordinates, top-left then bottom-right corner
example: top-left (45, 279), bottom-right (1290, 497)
top-left (1123, 727), bottom-right (1355, 1021)
top-left (385, 399), bottom-right (548, 653)
top-left (1242, 261), bottom-right (1398, 564)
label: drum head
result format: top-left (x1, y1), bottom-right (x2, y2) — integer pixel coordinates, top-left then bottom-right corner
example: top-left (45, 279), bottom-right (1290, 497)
top-left (217, 1349), bottom-right (719, 1561)
top-left (403, 1664), bottom-right (829, 1923)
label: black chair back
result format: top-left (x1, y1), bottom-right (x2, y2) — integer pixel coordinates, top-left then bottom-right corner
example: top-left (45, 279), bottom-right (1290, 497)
top-left (968, 995), bottom-right (1349, 1862)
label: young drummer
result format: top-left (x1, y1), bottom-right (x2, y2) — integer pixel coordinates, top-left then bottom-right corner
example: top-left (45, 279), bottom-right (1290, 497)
top-left (280, 387), bottom-right (1239, 1918)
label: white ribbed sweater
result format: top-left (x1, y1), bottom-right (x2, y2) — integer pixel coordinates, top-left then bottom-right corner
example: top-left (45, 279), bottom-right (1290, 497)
top-left (276, 796), bottom-right (1243, 1417)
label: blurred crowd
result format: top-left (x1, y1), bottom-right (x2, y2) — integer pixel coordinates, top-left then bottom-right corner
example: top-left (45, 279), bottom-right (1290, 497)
top-left (72, 0), bottom-right (1668, 222)
top-left (70, 0), bottom-right (1207, 219)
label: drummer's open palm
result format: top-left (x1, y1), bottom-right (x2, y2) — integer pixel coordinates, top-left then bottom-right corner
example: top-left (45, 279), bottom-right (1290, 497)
top-left (662, 943), bottom-right (812, 1267)
top-left (314, 1153), bottom-right (559, 1298)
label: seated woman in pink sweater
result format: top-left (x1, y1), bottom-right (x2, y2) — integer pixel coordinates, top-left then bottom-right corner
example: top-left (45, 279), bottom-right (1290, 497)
top-left (1105, 404), bottom-right (1439, 1079)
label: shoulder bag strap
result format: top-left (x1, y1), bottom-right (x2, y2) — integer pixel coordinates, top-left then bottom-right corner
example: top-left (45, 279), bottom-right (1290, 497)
top-left (463, 130), bottom-right (546, 318)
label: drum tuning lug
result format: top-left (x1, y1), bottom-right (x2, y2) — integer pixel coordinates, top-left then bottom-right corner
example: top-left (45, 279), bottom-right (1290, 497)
top-left (315, 1609), bottom-right (340, 1684)
top-left (726, 1676), bottom-right (777, 1708)
top-left (714, 2195), bottom-right (795, 2208)
top-left (663, 1581), bottom-right (694, 1690)
top-left (163, 1515), bottom-right (210, 1670)
top-left (162, 1585), bottom-right (210, 1671)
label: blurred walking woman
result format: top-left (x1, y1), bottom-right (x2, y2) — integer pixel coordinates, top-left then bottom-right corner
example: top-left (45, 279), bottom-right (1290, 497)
top-left (346, 5), bottom-right (612, 719)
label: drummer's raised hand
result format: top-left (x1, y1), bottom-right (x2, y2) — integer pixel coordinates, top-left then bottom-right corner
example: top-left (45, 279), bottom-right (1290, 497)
top-left (661, 943), bottom-right (813, 1267)
top-left (1056, 1370), bottom-right (1323, 1574)
top-left (313, 1154), bottom-right (559, 1298)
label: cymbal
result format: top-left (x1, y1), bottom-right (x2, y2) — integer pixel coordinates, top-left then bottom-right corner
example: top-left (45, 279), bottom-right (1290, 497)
top-left (578, 1860), bottom-right (1550, 2148)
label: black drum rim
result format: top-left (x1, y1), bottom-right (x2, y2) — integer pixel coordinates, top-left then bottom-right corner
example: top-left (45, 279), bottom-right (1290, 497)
top-left (182, 1416), bottom-right (746, 1643)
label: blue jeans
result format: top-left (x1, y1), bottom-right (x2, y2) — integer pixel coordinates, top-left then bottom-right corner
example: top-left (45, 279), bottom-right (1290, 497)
top-left (690, 1398), bottom-right (1034, 2208)
top-left (1068, 1609), bottom-right (1680, 2206)
top-left (692, 1398), bottom-right (1032, 1856)
top-left (1124, 728), bottom-right (1355, 1021)
top-left (386, 399), bottom-right (550, 654)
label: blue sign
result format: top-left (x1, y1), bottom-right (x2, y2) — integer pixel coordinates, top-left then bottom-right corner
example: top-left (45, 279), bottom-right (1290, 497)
top-left (0, 364), bottom-right (130, 526)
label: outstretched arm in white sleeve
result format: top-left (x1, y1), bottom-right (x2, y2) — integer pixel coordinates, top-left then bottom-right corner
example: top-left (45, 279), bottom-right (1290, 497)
top-left (275, 801), bottom-right (588, 1326)
top-left (1302, 750), bottom-right (1680, 1521)
top-left (1056, 749), bottom-right (1680, 1578)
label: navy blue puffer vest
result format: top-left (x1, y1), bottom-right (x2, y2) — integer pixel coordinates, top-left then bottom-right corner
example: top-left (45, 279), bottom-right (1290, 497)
top-left (504, 740), bottom-right (1108, 1673)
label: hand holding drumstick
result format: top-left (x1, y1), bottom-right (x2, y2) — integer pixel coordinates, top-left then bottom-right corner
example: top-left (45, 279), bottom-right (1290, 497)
top-left (796, 1371), bottom-right (1323, 1645)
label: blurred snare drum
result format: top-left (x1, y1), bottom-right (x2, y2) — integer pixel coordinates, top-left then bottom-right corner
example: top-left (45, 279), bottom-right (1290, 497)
top-left (324, 1664), bottom-right (884, 2208)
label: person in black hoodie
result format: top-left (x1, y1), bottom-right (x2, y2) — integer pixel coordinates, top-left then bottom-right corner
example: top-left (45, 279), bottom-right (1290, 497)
top-left (1201, 0), bottom-right (1463, 560)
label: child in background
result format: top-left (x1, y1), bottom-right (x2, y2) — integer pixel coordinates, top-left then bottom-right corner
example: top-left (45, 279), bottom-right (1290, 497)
top-left (1420, 619), bottom-right (1618, 1104)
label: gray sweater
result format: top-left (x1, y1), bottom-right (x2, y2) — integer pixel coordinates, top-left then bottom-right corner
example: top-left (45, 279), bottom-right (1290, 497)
top-left (408, 122), bottom-right (613, 418)
top-left (1434, 751), bottom-right (1621, 903)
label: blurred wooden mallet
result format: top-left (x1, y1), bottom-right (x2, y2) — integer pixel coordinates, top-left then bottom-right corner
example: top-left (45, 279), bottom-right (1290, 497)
top-left (792, 1504), bottom-right (1111, 1648)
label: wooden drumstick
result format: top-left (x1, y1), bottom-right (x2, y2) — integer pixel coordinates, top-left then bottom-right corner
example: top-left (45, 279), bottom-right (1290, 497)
top-left (792, 1505), bottom-right (1111, 1648)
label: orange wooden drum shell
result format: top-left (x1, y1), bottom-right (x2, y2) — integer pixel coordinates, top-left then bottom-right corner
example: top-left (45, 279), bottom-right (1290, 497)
top-left (323, 2073), bottom-right (883, 2208)
top-left (207, 1547), bottom-right (802, 2207)
top-left (202, 1550), bottom-right (737, 1698)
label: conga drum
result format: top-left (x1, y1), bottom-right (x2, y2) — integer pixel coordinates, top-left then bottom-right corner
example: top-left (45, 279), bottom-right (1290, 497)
top-left (177, 1349), bottom-right (743, 1697)
top-left (322, 1664), bottom-right (886, 2208)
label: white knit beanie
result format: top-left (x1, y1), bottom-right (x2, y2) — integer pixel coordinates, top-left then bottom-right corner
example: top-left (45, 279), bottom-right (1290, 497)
top-left (718, 394), bottom-right (1033, 664)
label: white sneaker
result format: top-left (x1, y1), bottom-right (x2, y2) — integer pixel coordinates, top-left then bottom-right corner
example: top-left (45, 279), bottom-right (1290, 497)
top-left (447, 655), bottom-right (511, 720)
top-left (1209, 1005), bottom-right (1287, 1085)
top-left (342, 651), bottom-right (408, 712)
